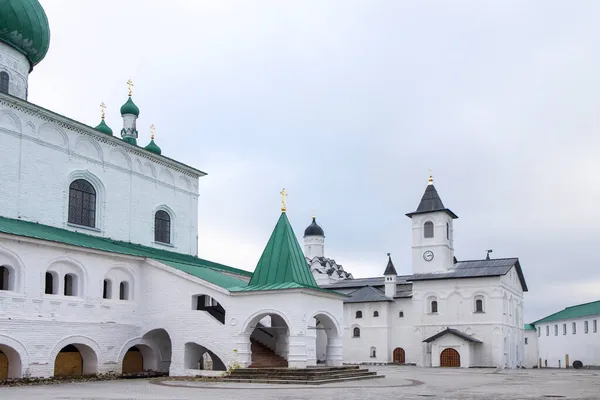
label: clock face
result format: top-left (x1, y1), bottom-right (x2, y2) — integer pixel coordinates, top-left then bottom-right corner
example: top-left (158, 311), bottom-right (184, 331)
top-left (423, 250), bottom-right (434, 262)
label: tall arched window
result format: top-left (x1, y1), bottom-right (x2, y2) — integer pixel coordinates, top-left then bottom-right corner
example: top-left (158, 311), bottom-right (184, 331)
top-left (446, 223), bottom-right (450, 240)
top-left (431, 300), bottom-right (438, 313)
top-left (373, 311), bottom-right (379, 317)
top-left (45, 272), bottom-right (55, 294)
top-left (370, 347), bottom-right (376, 358)
top-left (355, 310), bottom-right (363, 319)
top-left (0, 72), bottom-right (9, 94)
top-left (64, 274), bottom-right (77, 296)
top-left (103, 279), bottom-right (112, 299)
top-left (424, 221), bottom-right (434, 238)
top-left (0, 265), bottom-right (12, 291)
top-left (353, 327), bottom-right (360, 338)
top-left (68, 179), bottom-right (96, 228)
top-left (119, 281), bottom-right (129, 300)
top-left (475, 299), bottom-right (484, 313)
top-left (154, 210), bottom-right (171, 244)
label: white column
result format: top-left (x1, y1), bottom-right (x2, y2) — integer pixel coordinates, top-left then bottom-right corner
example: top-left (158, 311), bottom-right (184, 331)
top-left (235, 334), bottom-right (252, 368)
top-left (325, 336), bottom-right (343, 366)
top-left (287, 335), bottom-right (308, 368)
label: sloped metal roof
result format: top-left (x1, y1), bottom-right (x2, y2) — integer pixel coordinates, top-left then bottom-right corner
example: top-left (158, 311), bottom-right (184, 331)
top-left (532, 300), bottom-right (600, 325)
top-left (423, 327), bottom-right (483, 344)
top-left (344, 286), bottom-right (392, 303)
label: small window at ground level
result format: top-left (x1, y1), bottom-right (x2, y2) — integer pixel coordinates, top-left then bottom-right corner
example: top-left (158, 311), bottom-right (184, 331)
top-left (353, 327), bottom-right (360, 338)
top-left (399, 311), bottom-right (404, 318)
top-left (584, 321), bottom-right (589, 334)
top-left (356, 311), bottom-right (362, 319)
top-left (373, 311), bottom-right (379, 317)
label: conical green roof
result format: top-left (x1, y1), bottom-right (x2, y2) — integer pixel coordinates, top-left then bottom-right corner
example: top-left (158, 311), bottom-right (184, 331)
top-left (247, 212), bottom-right (319, 289)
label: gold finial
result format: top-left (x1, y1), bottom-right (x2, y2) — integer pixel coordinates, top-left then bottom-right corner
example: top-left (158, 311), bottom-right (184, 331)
top-left (428, 169), bottom-right (433, 185)
top-left (280, 188), bottom-right (288, 212)
top-left (100, 102), bottom-right (106, 120)
top-left (150, 124), bottom-right (155, 140)
top-left (127, 79), bottom-right (134, 97)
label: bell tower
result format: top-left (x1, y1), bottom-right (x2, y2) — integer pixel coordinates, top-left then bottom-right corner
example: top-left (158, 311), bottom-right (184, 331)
top-left (405, 172), bottom-right (458, 274)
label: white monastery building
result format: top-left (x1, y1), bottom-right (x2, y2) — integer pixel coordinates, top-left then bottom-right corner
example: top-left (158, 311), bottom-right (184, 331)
top-left (0, 0), bottom-right (544, 381)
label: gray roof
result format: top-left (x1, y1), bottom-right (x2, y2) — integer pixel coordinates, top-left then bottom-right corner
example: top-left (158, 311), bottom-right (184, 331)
top-left (321, 275), bottom-right (412, 290)
top-left (408, 258), bottom-right (528, 292)
top-left (423, 327), bottom-right (483, 344)
top-left (344, 286), bottom-right (392, 303)
top-left (383, 256), bottom-right (398, 276)
top-left (405, 183), bottom-right (458, 219)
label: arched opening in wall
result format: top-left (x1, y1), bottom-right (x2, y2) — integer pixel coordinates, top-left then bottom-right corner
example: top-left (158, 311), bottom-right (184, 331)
top-left (0, 72), bottom-right (9, 94)
top-left (154, 210), bottom-right (171, 244)
top-left (122, 345), bottom-right (156, 374)
top-left (393, 347), bottom-right (406, 364)
top-left (192, 294), bottom-right (226, 324)
top-left (244, 313), bottom-right (290, 368)
top-left (0, 345), bottom-right (22, 380)
top-left (370, 347), bottom-right (376, 358)
top-left (68, 179), bottom-right (97, 228)
top-left (54, 344), bottom-right (98, 377)
top-left (64, 273), bottom-right (78, 296)
top-left (141, 329), bottom-right (172, 374)
top-left (103, 279), bottom-right (112, 299)
top-left (183, 343), bottom-right (226, 371)
top-left (424, 221), bottom-right (434, 238)
top-left (0, 265), bottom-right (14, 291)
top-left (45, 271), bottom-right (57, 294)
top-left (310, 313), bottom-right (342, 366)
top-left (440, 348), bottom-right (460, 367)
top-left (119, 281), bottom-right (129, 300)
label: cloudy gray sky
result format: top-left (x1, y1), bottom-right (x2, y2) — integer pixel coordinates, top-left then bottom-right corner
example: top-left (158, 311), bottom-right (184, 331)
top-left (32, 0), bottom-right (600, 322)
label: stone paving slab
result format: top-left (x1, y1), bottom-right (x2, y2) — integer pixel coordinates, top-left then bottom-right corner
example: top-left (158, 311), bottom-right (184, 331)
top-left (1, 366), bottom-right (599, 399)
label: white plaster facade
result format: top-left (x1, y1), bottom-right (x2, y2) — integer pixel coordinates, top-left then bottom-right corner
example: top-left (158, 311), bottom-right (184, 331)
top-left (0, 43), bottom-right (30, 100)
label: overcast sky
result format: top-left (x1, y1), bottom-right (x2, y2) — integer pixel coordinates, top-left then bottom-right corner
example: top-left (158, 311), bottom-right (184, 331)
top-left (32, 0), bottom-right (600, 322)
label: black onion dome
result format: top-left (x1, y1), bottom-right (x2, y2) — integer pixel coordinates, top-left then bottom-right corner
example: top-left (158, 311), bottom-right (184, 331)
top-left (304, 217), bottom-right (324, 237)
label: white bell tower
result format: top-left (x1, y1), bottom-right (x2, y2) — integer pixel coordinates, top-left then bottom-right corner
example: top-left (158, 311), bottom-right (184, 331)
top-left (406, 172), bottom-right (458, 274)
top-left (303, 216), bottom-right (325, 259)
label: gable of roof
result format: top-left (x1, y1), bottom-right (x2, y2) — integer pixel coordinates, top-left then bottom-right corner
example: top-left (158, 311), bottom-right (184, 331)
top-left (344, 286), bottom-right (392, 303)
top-left (246, 212), bottom-right (319, 290)
top-left (533, 300), bottom-right (600, 325)
top-left (423, 327), bottom-right (482, 344)
top-left (408, 258), bottom-right (528, 292)
top-left (0, 216), bottom-right (251, 289)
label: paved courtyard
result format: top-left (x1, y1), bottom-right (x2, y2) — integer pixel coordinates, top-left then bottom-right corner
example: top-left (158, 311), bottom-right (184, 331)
top-left (1, 366), bottom-right (600, 399)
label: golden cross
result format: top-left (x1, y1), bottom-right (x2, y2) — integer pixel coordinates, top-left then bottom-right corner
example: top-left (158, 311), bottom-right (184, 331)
top-left (100, 102), bottom-right (106, 120)
top-left (280, 188), bottom-right (288, 212)
top-left (428, 169), bottom-right (433, 185)
top-left (150, 124), bottom-right (155, 140)
top-left (127, 79), bottom-right (134, 97)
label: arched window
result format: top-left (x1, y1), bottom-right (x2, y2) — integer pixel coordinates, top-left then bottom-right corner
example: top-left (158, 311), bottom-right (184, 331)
top-left (353, 327), bottom-right (360, 338)
top-left (0, 71), bottom-right (8, 94)
top-left (154, 210), bottom-right (171, 244)
top-left (68, 179), bottom-right (96, 228)
top-left (475, 297), bottom-right (484, 313)
top-left (119, 281), bottom-right (129, 300)
top-left (0, 265), bottom-right (12, 291)
top-left (424, 221), bottom-right (434, 238)
top-left (370, 347), bottom-right (376, 358)
top-left (399, 311), bottom-right (404, 318)
top-left (45, 272), bottom-right (55, 294)
top-left (431, 300), bottom-right (438, 313)
top-left (373, 311), bottom-right (379, 317)
top-left (355, 311), bottom-right (363, 319)
top-left (64, 273), bottom-right (77, 296)
top-left (103, 279), bottom-right (112, 299)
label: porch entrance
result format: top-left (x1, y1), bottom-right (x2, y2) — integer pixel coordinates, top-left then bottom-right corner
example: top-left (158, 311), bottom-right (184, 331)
top-left (440, 348), bottom-right (460, 367)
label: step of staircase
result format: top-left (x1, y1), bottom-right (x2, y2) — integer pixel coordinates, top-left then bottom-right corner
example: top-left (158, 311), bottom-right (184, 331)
top-left (224, 365), bottom-right (385, 385)
top-left (249, 339), bottom-right (288, 368)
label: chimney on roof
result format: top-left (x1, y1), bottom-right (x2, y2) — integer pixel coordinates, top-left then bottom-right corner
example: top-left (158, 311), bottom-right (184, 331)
top-left (486, 249), bottom-right (493, 260)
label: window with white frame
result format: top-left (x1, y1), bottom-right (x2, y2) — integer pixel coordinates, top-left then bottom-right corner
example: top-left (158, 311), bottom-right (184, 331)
top-left (356, 310), bottom-right (363, 319)
top-left (474, 296), bottom-right (484, 313)
top-left (119, 281), bottom-right (130, 300)
top-left (594, 320), bottom-right (598, 333)
top-left (563, 324), bottom-right (567, 335)
top-left (572, 322), bottom-right (577, 334)
top-left (584, 321), bottom-right (589, 334)
top-left (352, 327), bottom-right (360, 338)
top-left (554, 325), bottom-right (558, 336)
top-left (0, 265), bottom-right (14, 291)
top-left (424, 221), bottom-right (434, 238)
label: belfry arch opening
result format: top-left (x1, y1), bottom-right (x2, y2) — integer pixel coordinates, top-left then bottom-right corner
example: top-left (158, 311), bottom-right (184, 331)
top-left (243, 312), bottom-right (290, 368)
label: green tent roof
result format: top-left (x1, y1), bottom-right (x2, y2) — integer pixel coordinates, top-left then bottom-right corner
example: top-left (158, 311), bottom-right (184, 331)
top-left (0, 216), bottom-right (251, 289)
top-left (533, 300), bottom-right (600, 325)
top-left (245, 212), bottom-right (319, 290)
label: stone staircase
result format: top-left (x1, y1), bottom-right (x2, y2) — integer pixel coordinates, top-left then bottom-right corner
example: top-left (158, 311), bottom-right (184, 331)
top-left (224, 365), bottom-right (384, 385)
top-left (249, 339), bottom-right (288, 368)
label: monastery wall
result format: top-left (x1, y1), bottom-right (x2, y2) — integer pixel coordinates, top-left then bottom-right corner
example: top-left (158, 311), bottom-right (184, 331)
top-left (0, 96), bottom-right (201, 256)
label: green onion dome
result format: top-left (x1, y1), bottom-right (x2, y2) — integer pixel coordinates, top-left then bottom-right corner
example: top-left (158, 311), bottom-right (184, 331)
top-left (0, 0), bottom-right (51, 70)
top-left (94, 119), bottom-right (113, 135)
top-left (144, 139), bottom-right (161, 155)
top-left (120, 96), bottom-right (139, 116)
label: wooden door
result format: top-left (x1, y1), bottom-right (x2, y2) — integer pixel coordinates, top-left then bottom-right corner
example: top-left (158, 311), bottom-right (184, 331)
top-left (54, 347), bottom-right (83, 377)
top-left (440, 348), bottom-right (460, 367)
top-left (0, 351), bottom-right (8, 380)
top-left (122, 347), bottom-right (144, 373)
top-left (393, 347), bottom-right (405, 363)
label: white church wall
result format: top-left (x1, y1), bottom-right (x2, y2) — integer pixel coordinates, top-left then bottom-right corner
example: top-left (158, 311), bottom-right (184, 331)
top-left (0, 97), bottom-right (201, 256)
top-left (343, 302), bottom-right (391, 363)
top-left (524, 329), bottom-right (539, 368)
top-left (536, 316), bottom-right (600, 369)
top-left (0, 44), bottom-right (30, 100)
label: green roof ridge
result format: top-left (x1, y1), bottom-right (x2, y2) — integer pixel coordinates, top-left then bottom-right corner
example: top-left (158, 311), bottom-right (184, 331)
top-left (0, 216), bottom-right (252, 287)
top-left (247, 212), bottom-right (319, 289)
top-left (533, 300), bottom-right (600, 325)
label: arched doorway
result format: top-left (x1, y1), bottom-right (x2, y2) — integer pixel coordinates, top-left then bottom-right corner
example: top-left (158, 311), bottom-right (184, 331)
top-left (242, 312), bottom-right (290, 368)
top-left (310, 312), bottom-right (342, 367)
top-left (440, 348), bottom-right (460, 367)
top-left (122, 346), bottom-right (144, 374)
top-left (183, 343), bottom-right (226, 371)
top-left (0, 350), bottom-right (8, 380)
top-left (141, 329), bottom-right (172, 374)
top-left (393, 347), bottom-right (405, 364)
top-left (54, 344), bottom-right (98, 377)
top-left (0, 345), bottom-right (23, 380)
